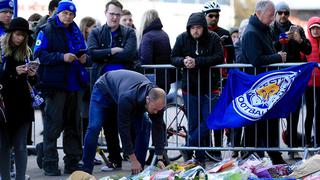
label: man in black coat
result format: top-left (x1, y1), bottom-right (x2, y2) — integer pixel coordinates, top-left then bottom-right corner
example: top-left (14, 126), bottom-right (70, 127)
top-left (241, 0), bottom-right (287, 164)
top-left (82, 70), bottom-right (166, 175)
top-left (171, 12), bottom-right (224, 165)
top-left (270, 1), bottom-right (311, 159)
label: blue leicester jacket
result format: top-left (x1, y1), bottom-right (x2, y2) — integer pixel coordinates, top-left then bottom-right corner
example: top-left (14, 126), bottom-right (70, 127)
top-left (0, 22), bottom-right (6, 36)
top-left (87, 24), bottom-right (137, 84)
top-left (34, 15), bottom-right (86, 90)
top-left (95, 70), bottom-right (165, 156)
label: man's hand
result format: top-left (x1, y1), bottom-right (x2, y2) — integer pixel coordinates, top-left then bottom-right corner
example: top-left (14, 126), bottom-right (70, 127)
top-left (78, 54), bottom-right (87, 64)
top-left (278, 51), bottom-right (287, 63)
top-left (111, 47), bottom-right (124, 55)
top-left (183, 56), bottom-right (195, 69)
top-left (64, 53), bottom-right (77, 63)
top-left (129, 153), bottom-right (142, 175)
top-left (293, 31), bottom-right (303, 44)
top-left (157, 160), bottom-right (166, 169)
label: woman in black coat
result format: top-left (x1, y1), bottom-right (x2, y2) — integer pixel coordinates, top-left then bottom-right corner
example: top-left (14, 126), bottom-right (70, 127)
top-left (0, 17), bottom-right (37, 180)
top-left (138, 9), bottom-right (173, 92)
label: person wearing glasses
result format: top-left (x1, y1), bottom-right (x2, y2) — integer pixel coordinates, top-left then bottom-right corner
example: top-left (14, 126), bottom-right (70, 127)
top-left (202, 1), bottom-right (235, 64)
top-left (202, 0), bottom-right (235, 161)
top-left (241, 0), bottom-right (287, 165)
top-left (86, 0), bottom-right (137, 171)
top-left (270, 1), bottom-right (311, 160)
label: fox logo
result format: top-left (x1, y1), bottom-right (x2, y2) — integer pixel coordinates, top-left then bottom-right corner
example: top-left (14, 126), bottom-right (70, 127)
top-left (233, 71), bottom-right (296, 121)
top-left (256, 82), bottom-right (280, 101)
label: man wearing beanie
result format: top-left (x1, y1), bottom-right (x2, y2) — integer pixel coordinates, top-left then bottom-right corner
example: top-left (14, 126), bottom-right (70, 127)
top-left (270, 1), bottom-right (311, 160)
top-left (34, 0), bottom-right (87, 176)
top-left (0, 0), bottom-right (14, 35)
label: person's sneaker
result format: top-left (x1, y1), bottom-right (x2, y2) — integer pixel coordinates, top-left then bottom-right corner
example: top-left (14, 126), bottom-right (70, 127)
top-left (44, 169), bottom-right (61, 176)
top-left (25, 174), bottom-right (30, 180)
top-left (35, 143), bottom-right (43, 169)
top-left (94, 158), bottom-right (102, 165)
top-left (101, 161), bottom-right (122, 171)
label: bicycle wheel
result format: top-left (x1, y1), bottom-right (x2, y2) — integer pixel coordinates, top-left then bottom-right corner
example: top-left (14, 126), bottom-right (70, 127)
top-left (164, 103), bottom-right (188, 161)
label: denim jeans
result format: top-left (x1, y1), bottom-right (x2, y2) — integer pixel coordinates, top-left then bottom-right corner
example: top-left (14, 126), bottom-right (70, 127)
top-left (82, 85), bottom-right (151, 173)
top-left (183, 93), bottom-right (219, 161)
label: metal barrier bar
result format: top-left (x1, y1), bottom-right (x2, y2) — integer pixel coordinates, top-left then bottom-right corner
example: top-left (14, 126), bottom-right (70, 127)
top-left (27, 63), bottom-right (320, 158)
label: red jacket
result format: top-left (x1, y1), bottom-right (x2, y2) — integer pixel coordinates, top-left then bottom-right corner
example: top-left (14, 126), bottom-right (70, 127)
top-left (306, 16), bottom-right (320, 87)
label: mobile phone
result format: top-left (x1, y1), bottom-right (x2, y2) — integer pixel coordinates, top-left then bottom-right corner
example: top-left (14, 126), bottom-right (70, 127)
top-left (27, 61), bottom-right (40, 71)
top-left (76, 49), bottom-right (87, 58)
top-left (220, 35), bottom-right (229, 40)
top-left (289, 25), bottom-right (298, 32)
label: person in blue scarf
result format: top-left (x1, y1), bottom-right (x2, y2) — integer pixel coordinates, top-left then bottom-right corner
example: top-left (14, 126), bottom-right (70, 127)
top-left (34, 0), bottom-right (87, 176)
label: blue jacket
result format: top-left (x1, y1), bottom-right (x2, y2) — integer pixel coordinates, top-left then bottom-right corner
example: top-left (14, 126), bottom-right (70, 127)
top-left (87, 24), bottom-right (137, 84)
top-left (95, 70), bottom-right (165, 156)
top-left (34, 15), bottom-right (86, 91)
top-left (242, 15), bottom-right (282, 68)
top-left (0, 22), bottom-right (6, 36)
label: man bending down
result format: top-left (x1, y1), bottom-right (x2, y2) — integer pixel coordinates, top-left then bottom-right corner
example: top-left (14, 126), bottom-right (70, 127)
top-left (82, 70), bottom-right (166, 174)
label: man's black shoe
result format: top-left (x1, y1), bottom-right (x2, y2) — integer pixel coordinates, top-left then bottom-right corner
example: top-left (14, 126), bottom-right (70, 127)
top-left (94, 158), bottom-right (102, 165)
top-left (28, 148), bottom-right (37, 156)
top-left (44, 169), bottom-right (61, 176)
top-left (36, 143), bottom-right (43, 169)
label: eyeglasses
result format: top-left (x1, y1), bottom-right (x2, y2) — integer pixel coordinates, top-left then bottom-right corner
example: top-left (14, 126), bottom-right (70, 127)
top-left (208, 14), bottom-right (219, 19)
top-left (107, 12), bottom-right (121, 17)
top-left (277, 11), bottom-right (289, 16)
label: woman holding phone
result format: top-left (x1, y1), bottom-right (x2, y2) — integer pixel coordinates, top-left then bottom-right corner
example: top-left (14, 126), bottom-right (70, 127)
top-left (0, 17), bottom-right (36, 180)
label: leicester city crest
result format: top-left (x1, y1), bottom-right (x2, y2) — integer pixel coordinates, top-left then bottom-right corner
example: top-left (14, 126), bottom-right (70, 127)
top-left (232, 71), bottom-right (297, 121)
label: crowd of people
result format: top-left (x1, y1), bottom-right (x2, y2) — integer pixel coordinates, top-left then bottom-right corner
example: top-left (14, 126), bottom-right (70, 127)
top-left (0, 0), bottom-right (319, 179)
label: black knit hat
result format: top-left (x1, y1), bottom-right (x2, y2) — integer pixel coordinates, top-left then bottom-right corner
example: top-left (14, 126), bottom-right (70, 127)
top-left (6, 17), bottom-right (33, 34)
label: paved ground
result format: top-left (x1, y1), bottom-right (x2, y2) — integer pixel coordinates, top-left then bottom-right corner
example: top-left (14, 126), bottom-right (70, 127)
top-left (22, 110), bottom-right (132, 180)
top-left (26, 153), bottom-right (132, 180)
top-left (16, 109), bottom-right (311, 179)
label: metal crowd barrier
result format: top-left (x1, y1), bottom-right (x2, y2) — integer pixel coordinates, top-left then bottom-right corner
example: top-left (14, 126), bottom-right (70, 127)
top-left (27, 63), bottom-right (320, 161)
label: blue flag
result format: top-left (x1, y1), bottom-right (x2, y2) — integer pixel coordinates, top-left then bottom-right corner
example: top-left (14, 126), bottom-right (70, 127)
top-left (207, 62), bottom-right (318, 130)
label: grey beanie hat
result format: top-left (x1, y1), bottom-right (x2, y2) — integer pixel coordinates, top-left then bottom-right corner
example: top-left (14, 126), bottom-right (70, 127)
top-left (276, 1), bottom-right (290, 12)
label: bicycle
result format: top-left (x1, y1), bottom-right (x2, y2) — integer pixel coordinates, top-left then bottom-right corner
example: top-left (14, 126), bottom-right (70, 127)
top-left (164, 102), bottom-right (225, 162)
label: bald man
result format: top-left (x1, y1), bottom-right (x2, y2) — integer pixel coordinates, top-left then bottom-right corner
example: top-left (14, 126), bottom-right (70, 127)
top-left (82, 70), bottom-right (166, 174)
